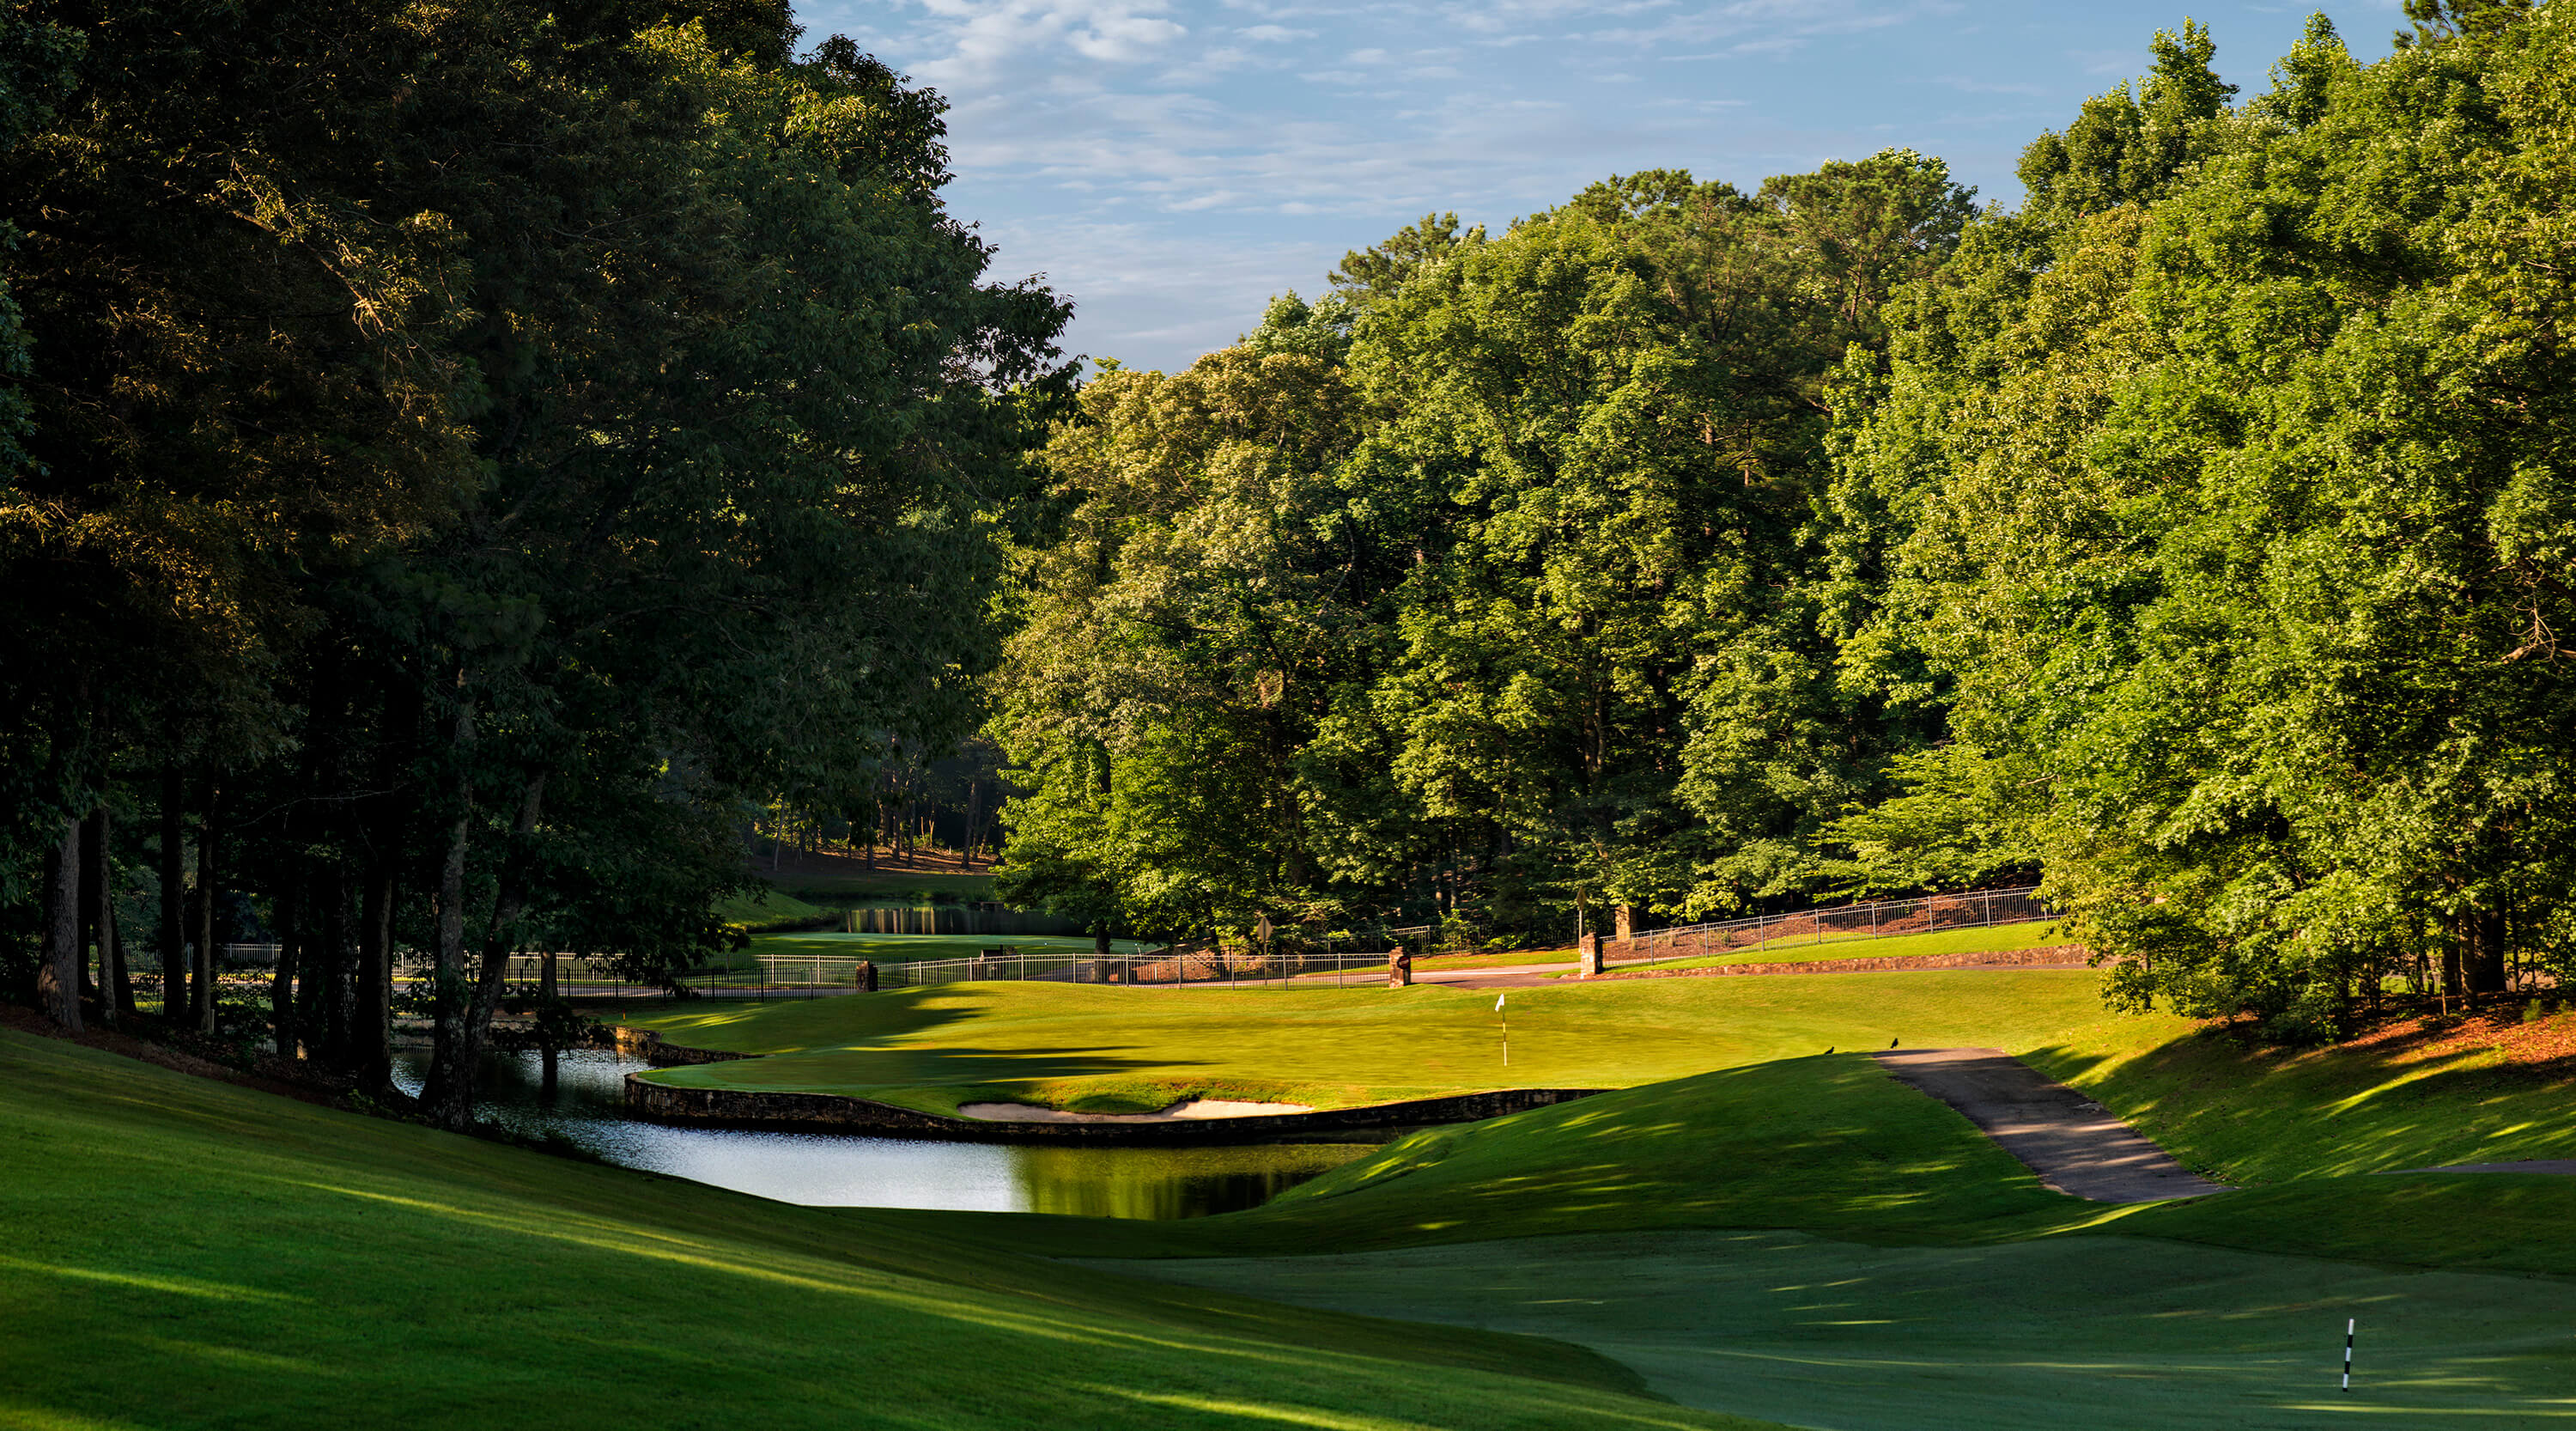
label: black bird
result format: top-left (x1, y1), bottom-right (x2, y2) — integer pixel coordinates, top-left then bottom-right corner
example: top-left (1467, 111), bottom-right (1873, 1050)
top-left (1890, 1038), bottom-right (1899, 1048)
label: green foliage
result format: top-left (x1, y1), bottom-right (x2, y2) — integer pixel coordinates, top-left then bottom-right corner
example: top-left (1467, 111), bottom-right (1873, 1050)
top-left (1000, 150), bottom-right (1976, 938)
top-left (1835, 8), bottom-right (2576, 1029)
top-left (0, 0), bottom-right (1069, 1107)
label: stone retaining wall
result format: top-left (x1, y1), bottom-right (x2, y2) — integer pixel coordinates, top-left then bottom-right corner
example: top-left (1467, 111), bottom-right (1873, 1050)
top-left (587, 1025), bottom-right (751, 1067)
top-left (1598, 945), bottom-right (2093, 980)
top-left (623, 1079), bottom-right (1604, 1144)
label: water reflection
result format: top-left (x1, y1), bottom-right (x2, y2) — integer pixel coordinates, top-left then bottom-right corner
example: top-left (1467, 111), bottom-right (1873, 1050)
top-left (391, 1044), bottom-right (1367, 1219)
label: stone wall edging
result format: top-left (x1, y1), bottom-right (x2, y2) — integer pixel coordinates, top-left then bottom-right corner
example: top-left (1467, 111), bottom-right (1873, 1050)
top-left (587, 1025), bottom-right (752, 1066)
top-left (623, 1078), bottom-right (1604, 1144)
top-left (1595, 944), bottom-right (2093, 980)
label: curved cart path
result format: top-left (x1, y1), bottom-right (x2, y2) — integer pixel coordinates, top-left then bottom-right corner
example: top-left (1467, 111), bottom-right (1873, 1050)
top-left (1875, 1047), bottom-right (2230, 1203)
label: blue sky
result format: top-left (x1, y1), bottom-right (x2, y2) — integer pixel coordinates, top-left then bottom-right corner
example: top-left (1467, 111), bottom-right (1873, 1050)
top-left (790, 2), bottom-right (2400, 373)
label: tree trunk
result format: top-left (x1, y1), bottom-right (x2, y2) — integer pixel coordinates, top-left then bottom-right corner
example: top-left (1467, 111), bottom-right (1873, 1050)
top-left (355, 867), bottom-right (394, 1090)
top-left (160, 765), bottom-right (185, 1020)
top-left (82, 806), bottom-right (115, 1027)
top-left (422, 683), bottom-right (477, 1124)
top-left (39, 813), bottom-right (82, 1033)
top-left (433, 772), bottom-right (545, 1132)
top-left (319, 865), bottom-right (351, 1065)
top-left (270, 881), bottom-right (301, 1059)
top-left (191, 778), bottom-right (218, 1032)
top-left (2464, 908), bottom-right (2508, 998)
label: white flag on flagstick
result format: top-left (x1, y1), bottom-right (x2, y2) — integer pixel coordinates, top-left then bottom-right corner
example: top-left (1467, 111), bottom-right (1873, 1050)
top-left (1495, 993), bottom-right (1506, 1012)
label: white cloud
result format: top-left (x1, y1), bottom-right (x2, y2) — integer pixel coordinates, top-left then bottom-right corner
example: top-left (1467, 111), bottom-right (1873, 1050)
top-left (786, 0), bottom-right (2393, 370)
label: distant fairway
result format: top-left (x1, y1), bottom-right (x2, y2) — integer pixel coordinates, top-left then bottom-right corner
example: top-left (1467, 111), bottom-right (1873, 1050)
top-left (1619, 918), bottom-right (2074, 968)
top-left (626, 968), bottom-right (2111, 1116)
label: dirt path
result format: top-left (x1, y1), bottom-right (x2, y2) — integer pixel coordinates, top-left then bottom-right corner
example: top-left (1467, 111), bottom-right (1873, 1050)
top-left (1875, 1047), bottom-right (2229, 1203)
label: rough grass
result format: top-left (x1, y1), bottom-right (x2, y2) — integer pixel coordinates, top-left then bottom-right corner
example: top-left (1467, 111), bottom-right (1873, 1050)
top-left (0, 1027), bottom-right (1781, 1431)
top-left (623, 970), bottom-right (2111, 1115)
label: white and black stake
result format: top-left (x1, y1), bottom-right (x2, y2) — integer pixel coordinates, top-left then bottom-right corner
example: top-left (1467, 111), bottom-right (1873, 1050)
top-left (2342, 1318), bottom-right (2354, 1391)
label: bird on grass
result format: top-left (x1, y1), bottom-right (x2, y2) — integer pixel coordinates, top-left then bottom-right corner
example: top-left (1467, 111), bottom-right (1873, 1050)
top-left (1824, 1046), bottom-right (1834, 1055)
top-left (1890, 1038), bottom-right (1899, 1048)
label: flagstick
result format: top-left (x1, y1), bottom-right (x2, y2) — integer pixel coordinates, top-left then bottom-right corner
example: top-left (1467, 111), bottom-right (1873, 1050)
top-left (2342, 1318), bottom-right (2354, 1392)
top-left (1503, 1008), bottom-right (1510, 1067)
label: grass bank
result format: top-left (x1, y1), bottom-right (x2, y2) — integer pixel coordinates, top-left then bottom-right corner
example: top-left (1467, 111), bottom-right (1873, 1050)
top-left (2032, 1008), bottom-right (2576, 1184)
top-left (0, 1026), bottom-right (1780, 1431)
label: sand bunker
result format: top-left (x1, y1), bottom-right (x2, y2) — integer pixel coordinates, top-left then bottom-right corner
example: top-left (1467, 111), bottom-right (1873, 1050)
top-left (957, 1099), bottom-right (1314, 1123)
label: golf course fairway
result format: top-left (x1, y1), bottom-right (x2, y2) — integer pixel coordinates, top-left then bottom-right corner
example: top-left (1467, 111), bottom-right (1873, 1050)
top-left (622, 968), bottom-right (2109, 1115)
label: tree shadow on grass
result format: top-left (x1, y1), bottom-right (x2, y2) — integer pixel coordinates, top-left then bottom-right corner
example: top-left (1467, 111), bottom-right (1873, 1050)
top-left (2026, 1018), bottom-right (2576, 1184)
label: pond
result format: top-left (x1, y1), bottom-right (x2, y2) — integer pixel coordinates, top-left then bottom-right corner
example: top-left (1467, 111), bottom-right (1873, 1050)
top-left (391, 1045), bottom-right (1372, 1220)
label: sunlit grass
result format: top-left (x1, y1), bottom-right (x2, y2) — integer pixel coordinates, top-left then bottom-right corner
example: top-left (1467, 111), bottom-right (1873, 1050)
top-left (624, 969), bottom-right (2111, 1114)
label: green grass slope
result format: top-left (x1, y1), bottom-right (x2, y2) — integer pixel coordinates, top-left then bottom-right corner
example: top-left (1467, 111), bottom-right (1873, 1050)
top-left (1009, 1050), bottom-right (2576, 1430)
top-left (0, 1028), bottom-right (1786, 1431)
top-left (624, 969), bottom-right (2108, 1115)
top-left (2032, 1012), bottom-right (2576, 1183)
top-left (1104, 1228), bottom-right (2576, 1431)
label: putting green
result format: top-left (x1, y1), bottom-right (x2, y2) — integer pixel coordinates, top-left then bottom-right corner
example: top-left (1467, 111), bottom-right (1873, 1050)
top-left (624, 969), bottom-right (2110, 1116)
top-left (1097, 1228), bottom-right (2576, 1430)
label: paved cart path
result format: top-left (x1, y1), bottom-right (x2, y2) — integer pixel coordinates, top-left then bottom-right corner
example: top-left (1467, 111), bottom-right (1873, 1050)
top-left (1875, 1047), bottom-right (2229, 1203)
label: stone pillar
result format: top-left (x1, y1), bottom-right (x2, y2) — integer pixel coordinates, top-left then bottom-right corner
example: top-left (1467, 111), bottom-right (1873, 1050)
top-left (1387, 948), bottom-right (1413, 988)
top-left (1579, 933), bottom-right (1604, 978)
top-left (854, 959), bottom-right (878, 993)
top-left (1613, 904), bottom-right (1636, 941)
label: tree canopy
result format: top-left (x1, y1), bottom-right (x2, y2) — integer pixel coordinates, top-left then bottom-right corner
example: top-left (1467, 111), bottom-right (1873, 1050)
top-left (993, 10), bottom-right (2576, 1038)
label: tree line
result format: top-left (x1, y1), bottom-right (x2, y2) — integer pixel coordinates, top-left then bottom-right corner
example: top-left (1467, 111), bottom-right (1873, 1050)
top-left (994, 1), bottom-right (2575, 1038)
top-left (0, 0), bottom-right (1068, 1120)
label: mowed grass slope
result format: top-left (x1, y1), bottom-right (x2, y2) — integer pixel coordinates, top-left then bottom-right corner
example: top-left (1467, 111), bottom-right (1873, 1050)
top-left (0, 1029), bottom-right (1784, 1431)
top-left (2033, 1011), bottom-right (2576, 1184)
top-left (623, 970), bottom-right (2109, 1116)
top-left (1108, 1228), bottom-right (2576, 1431)
top-left (931, 1046), bottom-right (2576, 1428)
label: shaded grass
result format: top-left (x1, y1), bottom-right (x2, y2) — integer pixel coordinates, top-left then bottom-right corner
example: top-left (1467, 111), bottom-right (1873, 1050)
top-left (0, 1027), bottom-right (1780, 1431)
top-left (711, 886), bottom-right (828, 930)
top-left (1099, 1228), bottom-right (2576, 1431)
top-left (624, 970), bottom-right (2109, 1115)
top-left (769, 869), bottom-right (999, 901)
